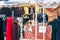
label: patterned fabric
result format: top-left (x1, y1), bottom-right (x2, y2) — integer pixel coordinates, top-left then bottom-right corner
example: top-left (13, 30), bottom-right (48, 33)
top-left (24, 25), bottom-right (51, 40)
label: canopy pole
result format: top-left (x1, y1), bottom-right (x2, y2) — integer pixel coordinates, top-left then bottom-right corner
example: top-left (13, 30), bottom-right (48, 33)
top-left (43, 0), bottom-right (45, 40)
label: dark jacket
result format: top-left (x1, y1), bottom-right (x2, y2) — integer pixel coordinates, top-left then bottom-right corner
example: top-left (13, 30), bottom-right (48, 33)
top-left (52, 19), bottom-right (60, 40)
top-left (1, 7), bottom-right (11, 17)
top-left (0, 18), bottom-right (4, 40)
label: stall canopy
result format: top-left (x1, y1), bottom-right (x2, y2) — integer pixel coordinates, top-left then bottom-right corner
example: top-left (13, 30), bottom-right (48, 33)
top-left (0, 0), bottom-right (60, 7)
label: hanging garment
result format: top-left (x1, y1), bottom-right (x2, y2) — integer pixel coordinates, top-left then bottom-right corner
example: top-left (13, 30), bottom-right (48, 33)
top-left (52, 18), bottom-right (60, 40)
top-left (23, 14), bottom-right (33, 24)
top-left (6, 17), bottom-right (12, 40)
top-left (37, 13), bottom-right (48, 23)
top-left (20, 26), bottom-right (24, 38)
top-left (17, 17), bottom-right (24, 38)
top-left (37, 14), bottom-right (43, 22)
top-left (56, 19), bottom-right (60, 40)
top-left (28, 7), bottom-right (35, 14)
top-left (12, 18), bottom-right (20, 40)
top-left (28, 14), bottom-right (33, 20)
top-left (1, 7), bottom-right (11, 17)
top-left (11, 7), bottom-right (20, 17)
top-left (19, 7), bottom-right (25, 16)
top-left (0, 18), bottom-right (4, 40)
top-left (51, 19), bottom-right (56, 40)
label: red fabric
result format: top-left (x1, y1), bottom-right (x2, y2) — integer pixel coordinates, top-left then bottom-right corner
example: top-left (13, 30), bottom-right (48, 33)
top-left (24, 25), bottom-right (51, 40)
top-left (6, 17), bottom-right (12, 40)
top-left (24, 26), bottom-right (35, 39)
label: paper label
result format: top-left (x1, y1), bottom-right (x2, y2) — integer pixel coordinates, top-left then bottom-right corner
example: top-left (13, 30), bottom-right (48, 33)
top-left (39, 26), bottom-right (46, 33)
top-left (29, 27), bottom-right (32, 32)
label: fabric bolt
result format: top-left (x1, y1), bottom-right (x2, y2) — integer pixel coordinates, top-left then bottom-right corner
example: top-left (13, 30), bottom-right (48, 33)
top-left (6, 17), bottom-right (12, 40)
top-left (12, 18), bottom-right (20, 40)
top-left (0, 18), bottom-right (4, 40)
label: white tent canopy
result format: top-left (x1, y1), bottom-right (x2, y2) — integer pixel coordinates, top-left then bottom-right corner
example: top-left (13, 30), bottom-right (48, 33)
top-left (5, 0), bottom-right (36, 4)
top-left (0, 1), bottom-right (5, 6)
top-left (0, 0), bottom-right (60, 7)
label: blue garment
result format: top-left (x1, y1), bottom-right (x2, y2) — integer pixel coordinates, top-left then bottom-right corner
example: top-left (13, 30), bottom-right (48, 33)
top-left (52, 19), bottom-right (56, 40)
top-left (52, 18), bottom-right (60, 40)
top-left (56, 20), bottom-right (60, 40)
top-left (56, 16), bottom-right (60, 40)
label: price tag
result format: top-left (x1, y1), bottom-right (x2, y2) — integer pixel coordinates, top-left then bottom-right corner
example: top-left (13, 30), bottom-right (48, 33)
top-left (39, 26), bottom-right (46, 33)
top-left (29, 27), bottom-right (32, 32)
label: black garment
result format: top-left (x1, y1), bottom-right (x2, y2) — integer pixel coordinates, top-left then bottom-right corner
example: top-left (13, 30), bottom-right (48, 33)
top-left (48, 21), bottom-right (52, 25)
top-left (0, 18), bottom-right (4, 40)
top-left (52, 19), bottom-right (60, 40)
top-left (28, 14), bottom-right (33, 20)
top-left (37, 13), bottom-right (48, 23)
top-left (11, 7), bottom-right (20, 17)
top-left (23, 18), bottom-right (29, 24)
top-left (1, 7), bottom-right (11, 17)
top-left (23, 14), bottom-right (30, 24)
top-left (45, 14), bottom-right (48, 22)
